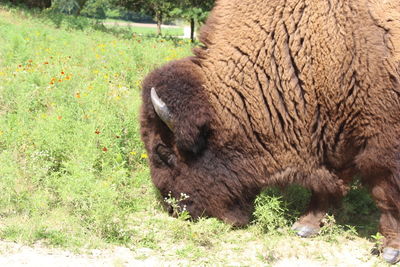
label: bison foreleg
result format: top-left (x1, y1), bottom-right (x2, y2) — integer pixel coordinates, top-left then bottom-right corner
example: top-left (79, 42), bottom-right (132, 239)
top-left (292, 191), bottom-right (336, 237)
top-left (356, 135), bottom-right (400, 264)
top-left (366, 176), bottom-right (400, 264)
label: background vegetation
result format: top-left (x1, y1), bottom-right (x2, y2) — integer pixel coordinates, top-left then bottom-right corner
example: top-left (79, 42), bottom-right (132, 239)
top-left (5, 0), bottom-right (214, 39)
top-left (0, 2), bottom-right (385, 265)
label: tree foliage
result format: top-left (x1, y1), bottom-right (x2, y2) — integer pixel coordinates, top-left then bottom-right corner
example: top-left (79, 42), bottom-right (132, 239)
top-left (80, 0), bottom-right (114, 18)
top-left (49, 0), bottom-right (90, 14)
top-left (171, 0), bottom-right (214, 41)
top-left (6, 0), bottom-right (215, 37)
top-left (8, 0), bottom-right (51, 9)
top-left (116, 0), bottom-right (178, 35)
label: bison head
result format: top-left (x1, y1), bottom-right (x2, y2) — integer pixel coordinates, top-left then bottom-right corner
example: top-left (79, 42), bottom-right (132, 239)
top-left (140, 58), bottom-right (260, 226)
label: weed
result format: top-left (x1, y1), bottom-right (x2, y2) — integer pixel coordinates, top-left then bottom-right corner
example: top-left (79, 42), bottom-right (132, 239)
top-left (370, 232), bottom-right (385, 255)
top-left (371, 232), bottom-right (384, 246)
top-left (163, 192), bottom-right (191, 220)
top-left (34, 227), bottom-right (68, 246)
top-left (253, 193), bottom-right (291, 233)
top-left (318, 215), bottom-right (358, 243)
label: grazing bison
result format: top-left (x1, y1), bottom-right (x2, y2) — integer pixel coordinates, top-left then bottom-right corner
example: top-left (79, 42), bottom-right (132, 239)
top-left (140, 0), bottom-right (400, 263)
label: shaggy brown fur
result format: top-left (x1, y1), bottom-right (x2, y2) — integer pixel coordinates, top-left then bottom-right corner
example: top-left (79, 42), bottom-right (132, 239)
top-left (141, 0), bottom-right (400, 262)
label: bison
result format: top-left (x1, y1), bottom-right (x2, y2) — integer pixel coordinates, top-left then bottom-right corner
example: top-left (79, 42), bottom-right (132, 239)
top-left (140, 0), bottom-right (400, 263)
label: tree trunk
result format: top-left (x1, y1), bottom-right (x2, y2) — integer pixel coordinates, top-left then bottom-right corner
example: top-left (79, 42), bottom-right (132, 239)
top-left (75, 0), bottom-right (89, 16)
top-left (156, 11), bottom-right (163, 36)
top-left (190, 18), bottom-right (195, 42)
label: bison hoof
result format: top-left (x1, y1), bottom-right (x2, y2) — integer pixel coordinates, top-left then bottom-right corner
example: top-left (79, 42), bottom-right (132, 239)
top-left (382, 247), bottom-right (400, 264)
top-left (292, 224), bottom-right (319, 238)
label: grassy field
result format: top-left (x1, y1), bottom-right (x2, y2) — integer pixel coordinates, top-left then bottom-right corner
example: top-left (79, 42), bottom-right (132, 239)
top-left (0, 4), bottom-right (387, 266)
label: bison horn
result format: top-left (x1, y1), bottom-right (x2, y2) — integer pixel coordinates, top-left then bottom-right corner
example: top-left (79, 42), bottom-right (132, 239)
top-left (150, 87), bottom-right (174, 130)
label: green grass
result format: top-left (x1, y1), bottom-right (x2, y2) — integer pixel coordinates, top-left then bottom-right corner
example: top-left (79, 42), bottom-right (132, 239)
top-left (0, 4), bottom-right (191, 248)
top-left (0, 4), bottom-right (385, 266)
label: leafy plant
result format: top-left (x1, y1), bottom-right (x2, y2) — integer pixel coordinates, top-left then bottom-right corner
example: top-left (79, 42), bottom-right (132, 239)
top-left (253, 193), bottom-right (290, 233)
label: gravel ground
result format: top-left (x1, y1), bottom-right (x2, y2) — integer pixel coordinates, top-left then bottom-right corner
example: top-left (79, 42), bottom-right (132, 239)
top-left (0, 237), bottom-right (385, 267)
top-left (0, 241), bottom-right (163, 267)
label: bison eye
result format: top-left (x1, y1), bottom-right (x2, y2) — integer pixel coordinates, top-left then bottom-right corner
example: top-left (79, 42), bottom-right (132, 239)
top-left (155, 144), bottom-right (176, 167)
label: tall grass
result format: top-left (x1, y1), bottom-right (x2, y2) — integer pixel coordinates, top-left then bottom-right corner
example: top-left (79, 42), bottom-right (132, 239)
top-left (0, 4), bottom-right (192, 247)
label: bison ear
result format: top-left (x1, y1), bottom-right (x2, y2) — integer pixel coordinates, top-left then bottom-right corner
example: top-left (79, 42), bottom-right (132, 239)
top-left (174, 118), bottom-right (211, 156)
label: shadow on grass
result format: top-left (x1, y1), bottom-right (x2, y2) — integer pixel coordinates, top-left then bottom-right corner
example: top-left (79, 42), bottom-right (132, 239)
top-left (335, 184), bottom-right (379, 239)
